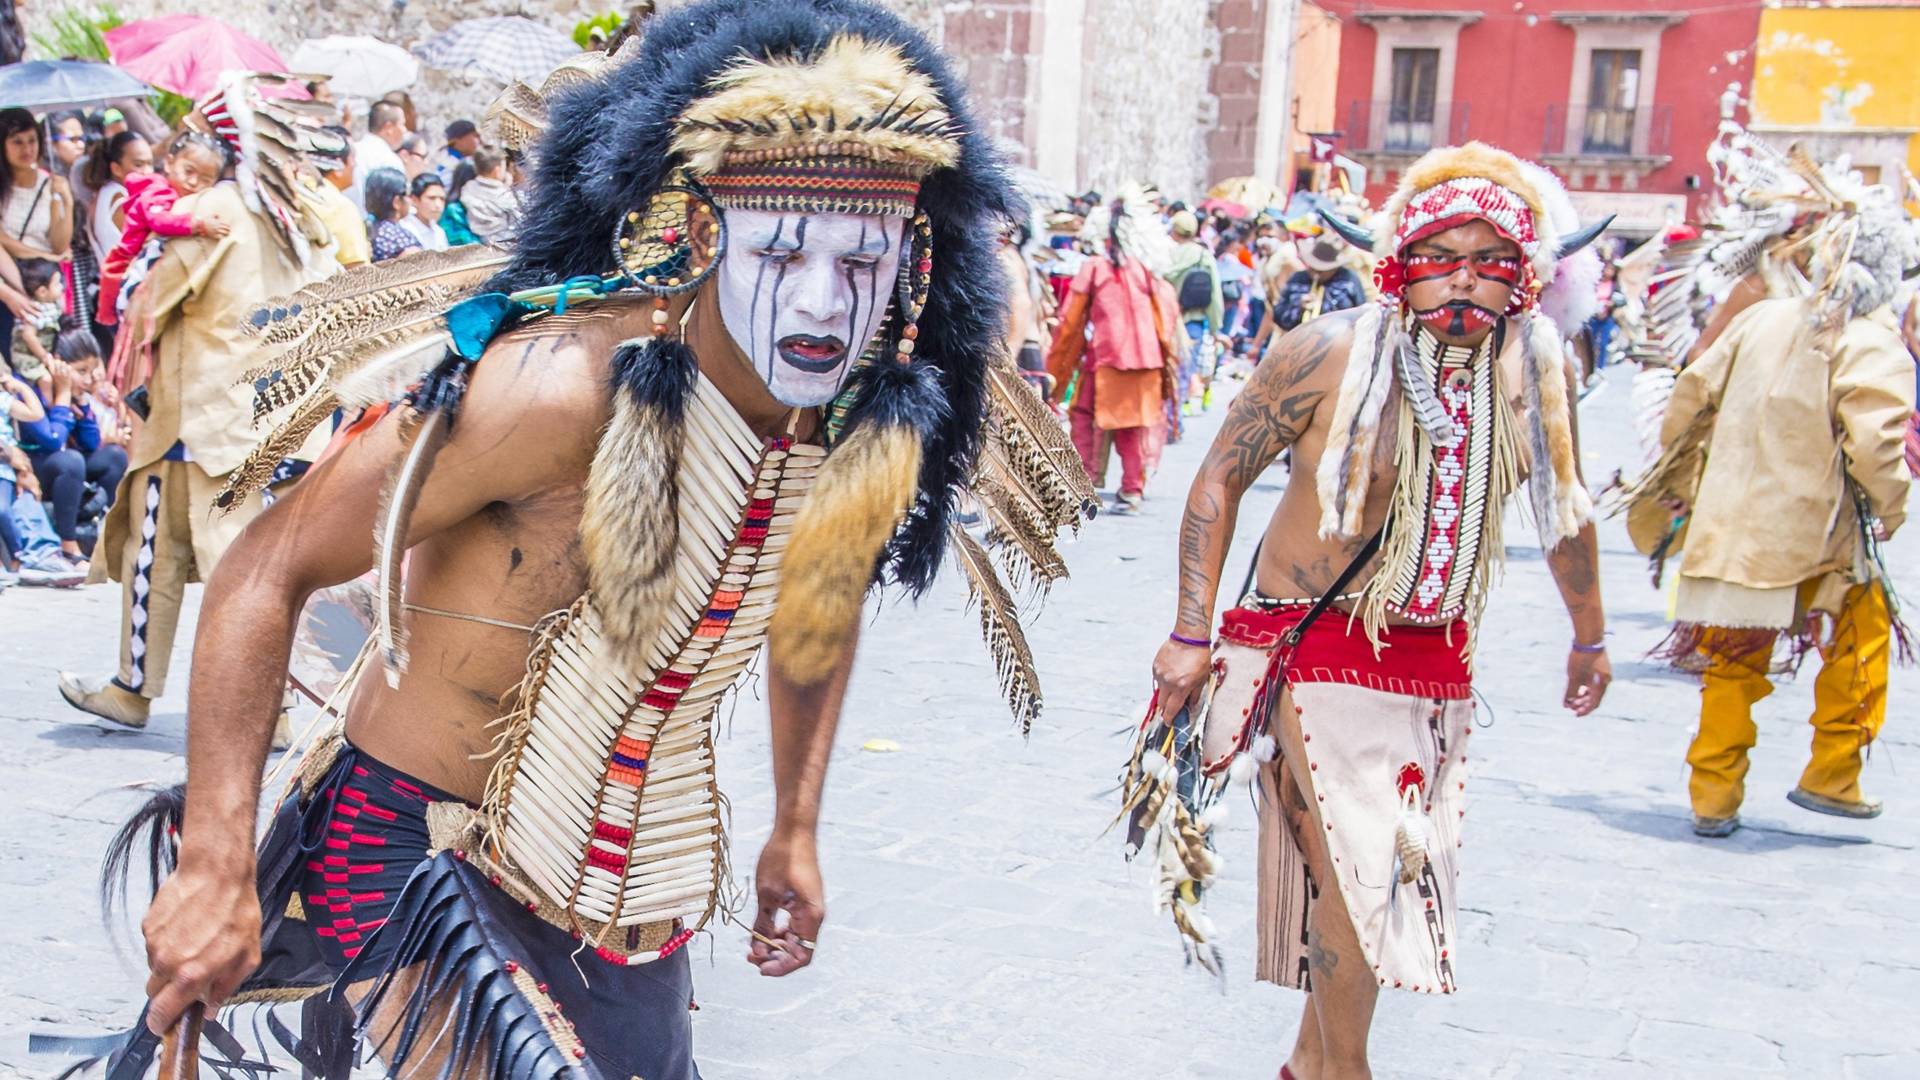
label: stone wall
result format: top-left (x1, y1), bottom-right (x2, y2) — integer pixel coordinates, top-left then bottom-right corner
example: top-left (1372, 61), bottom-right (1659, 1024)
top-left (1076, 0), bottom-right (1216, 197)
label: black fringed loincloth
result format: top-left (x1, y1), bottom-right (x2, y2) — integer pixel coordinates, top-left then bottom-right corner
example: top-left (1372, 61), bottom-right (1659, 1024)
top-left (42, 740), bottom-right (702, 1080)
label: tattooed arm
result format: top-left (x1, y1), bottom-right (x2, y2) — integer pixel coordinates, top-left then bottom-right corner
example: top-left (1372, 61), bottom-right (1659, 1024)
top-left (1544, 368), bottom-right (1610, 716)
top-left (1150, 315), bottom-right (1345, 719)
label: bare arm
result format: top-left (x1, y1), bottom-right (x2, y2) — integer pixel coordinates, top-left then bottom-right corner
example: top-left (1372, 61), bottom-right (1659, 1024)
top-left (140, 337), bottom-right (599, 1033)
top-left (1152, 314), bottom-right (1346, 719)
top-left (1544, 364), bottom-right (1610, 716)
top-left (3, 373), bottom-right (44, 421)
top-left (749, 626), bottom-right (858, 977)
top-left (45, 175), bottom-right (73, 257)
top-left (1174, 314), bottom-right (1343, 636)
top-left (0, 245), bottom-right (28, 318)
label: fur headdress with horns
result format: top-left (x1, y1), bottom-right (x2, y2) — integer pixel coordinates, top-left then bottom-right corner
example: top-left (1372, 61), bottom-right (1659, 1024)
top-left (1317, 142), bottom-right (1605, 558)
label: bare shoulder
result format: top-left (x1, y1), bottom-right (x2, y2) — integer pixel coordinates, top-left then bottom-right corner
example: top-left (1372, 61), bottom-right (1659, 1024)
top-left (1204, 308), bottom-right (1361, 488)
top-left (1243, 307), bottom-right (1358, 405)
top-left (461, 306), bottom-right (635, 466)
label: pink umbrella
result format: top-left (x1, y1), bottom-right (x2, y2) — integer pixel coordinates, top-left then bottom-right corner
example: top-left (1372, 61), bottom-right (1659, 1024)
top-left (104, 14), bottom-right (288, 100)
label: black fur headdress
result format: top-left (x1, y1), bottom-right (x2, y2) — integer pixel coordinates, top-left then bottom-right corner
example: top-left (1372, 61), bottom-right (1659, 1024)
top-left (494, 0), bottom-right (1017, 597)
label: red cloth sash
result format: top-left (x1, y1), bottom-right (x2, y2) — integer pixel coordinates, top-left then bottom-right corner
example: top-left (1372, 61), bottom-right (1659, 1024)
top-left (1218, 604), bottom-right (1472, 701)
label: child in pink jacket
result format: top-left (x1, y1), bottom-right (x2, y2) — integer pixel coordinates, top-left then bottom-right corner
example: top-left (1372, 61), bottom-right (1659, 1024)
top-left (96, 134), bottom-right (230, 325)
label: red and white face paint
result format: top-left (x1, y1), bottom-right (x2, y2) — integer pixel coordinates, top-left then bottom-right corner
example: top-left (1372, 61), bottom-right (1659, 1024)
top-left (1374, 176), bottom-right (1545, 339)
top-left (1399, 218), bottom-right (1524, 344)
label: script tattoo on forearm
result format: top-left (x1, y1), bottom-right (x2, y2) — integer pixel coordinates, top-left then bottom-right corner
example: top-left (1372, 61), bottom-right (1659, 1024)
top-left (1172, 315), bottom-right (1351, 632)
top-left (1176, 487), bottom-right (1225, 631)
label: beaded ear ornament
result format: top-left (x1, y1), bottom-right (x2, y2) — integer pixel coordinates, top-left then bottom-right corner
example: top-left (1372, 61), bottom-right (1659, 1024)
top-left (610, 183), bottom-right (727, 337)
top-left (891, 212), bottom-right (934, 365)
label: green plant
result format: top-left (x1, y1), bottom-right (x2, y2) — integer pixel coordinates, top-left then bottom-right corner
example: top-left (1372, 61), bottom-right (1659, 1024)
top-left (150, 91), bottom-right (191, 127)
top-left (572, 11), bottom-right (622, 50)
top-left (28, 5), bottom-right (124, 62)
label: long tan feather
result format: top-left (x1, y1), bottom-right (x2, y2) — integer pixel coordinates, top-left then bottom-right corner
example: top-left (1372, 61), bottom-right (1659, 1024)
top-left (950, 523), bottom-right (1042, 732)
top-left (331, 331), bottom-right (455, 410)
top-left (987, 364), bottom-right (1097, 521)
top-left (375, 408), bottom-right (451, 684)
top-left (971, 467), bottom-right (1069, 590)
top-left (245, 246), bottom-right (508, 347)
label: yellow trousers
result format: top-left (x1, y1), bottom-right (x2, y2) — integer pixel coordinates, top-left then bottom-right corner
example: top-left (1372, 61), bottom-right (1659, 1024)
top-left (1686, 583), bottom-right (1891, 818)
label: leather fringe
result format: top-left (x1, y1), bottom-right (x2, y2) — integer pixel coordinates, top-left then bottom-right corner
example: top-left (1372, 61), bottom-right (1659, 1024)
top-left (340, 854), bottom-right (580, 1080)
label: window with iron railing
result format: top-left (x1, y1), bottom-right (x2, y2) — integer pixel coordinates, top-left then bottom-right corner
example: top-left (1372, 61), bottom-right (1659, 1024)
top-left (1583, 48), bottom-right (1641, 155)
top-left (1387, 47), bottom-right (1439, 152)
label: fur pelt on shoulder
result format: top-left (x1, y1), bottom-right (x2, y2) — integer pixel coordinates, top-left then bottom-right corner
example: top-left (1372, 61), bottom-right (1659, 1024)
top-left (491, 0), bottom-right (1018, 595)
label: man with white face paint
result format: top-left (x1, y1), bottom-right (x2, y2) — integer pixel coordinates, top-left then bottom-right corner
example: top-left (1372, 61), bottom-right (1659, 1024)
top-left (716, 208), bottom-right (909, 407)
top-left (72, 5), bottom-right (1097, 1077)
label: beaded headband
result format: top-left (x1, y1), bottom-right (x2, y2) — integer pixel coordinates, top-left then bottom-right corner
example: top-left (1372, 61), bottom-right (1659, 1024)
top-left (703, 149), bottom-right (927, 219)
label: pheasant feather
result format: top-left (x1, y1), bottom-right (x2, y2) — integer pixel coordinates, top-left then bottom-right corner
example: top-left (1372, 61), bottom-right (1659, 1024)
top-left (950, 523), bottom-right (1041, 731)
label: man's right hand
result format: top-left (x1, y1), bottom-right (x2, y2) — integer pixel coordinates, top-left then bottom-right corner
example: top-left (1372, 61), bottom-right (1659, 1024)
top-left (141, 859), bottom-right (261, 1035)
top-left (1151, 636), bottom-right (1212, 722)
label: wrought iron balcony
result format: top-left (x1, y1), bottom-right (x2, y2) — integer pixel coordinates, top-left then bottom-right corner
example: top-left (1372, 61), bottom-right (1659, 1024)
top-left (1543, 103), bottom-right (1672, 159)
top-left (1343, 99), bottom-right (1473, 155)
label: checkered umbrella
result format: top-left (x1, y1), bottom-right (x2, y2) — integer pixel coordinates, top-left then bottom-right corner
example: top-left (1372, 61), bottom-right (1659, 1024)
top-left (411, 16), bottom-right (580, 85)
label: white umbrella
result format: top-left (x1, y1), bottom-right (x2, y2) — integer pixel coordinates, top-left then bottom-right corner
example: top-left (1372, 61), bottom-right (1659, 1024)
top-left (289, 35), bottom-right (420, 99)
top-left (412, 16), bottom-right (579, 85)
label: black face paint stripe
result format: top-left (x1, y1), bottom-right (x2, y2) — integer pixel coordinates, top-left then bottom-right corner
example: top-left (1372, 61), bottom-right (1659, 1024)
top-left (846, 220), bottom-right (866, 356)
top-left (750, 218), bottom-right (786, 385)
top-left (771, 217), bottom-right (809, 368)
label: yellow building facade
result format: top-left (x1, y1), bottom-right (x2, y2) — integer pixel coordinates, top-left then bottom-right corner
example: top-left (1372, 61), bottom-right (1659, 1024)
top-left (1750, 2), bottom-right (1920, 195)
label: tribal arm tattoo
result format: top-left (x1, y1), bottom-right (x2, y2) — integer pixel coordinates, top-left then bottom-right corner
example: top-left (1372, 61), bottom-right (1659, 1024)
top-left (1172, 316), bottom-right (1344, 635)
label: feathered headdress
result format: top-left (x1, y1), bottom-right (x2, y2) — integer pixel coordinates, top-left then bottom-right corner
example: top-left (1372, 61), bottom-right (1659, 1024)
top-left (1626, 115), bottom-right (1920, 374)
top-left (1079, 183), bottom-right (1174, 275)
top-left (1316, 142), bottom-right (1605, 563)
top-left (192, 72), bottom-right (347, 268)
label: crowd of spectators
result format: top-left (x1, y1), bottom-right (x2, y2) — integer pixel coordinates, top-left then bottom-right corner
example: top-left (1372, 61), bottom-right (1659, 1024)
top-left (1, 88), bottom-right (528, 592)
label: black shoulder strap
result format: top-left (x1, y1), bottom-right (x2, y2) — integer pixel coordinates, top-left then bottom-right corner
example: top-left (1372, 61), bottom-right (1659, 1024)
top-left (1282, 519), bottom-right (1388, 647)
top-left (16, 178), bottom-right (47, 241)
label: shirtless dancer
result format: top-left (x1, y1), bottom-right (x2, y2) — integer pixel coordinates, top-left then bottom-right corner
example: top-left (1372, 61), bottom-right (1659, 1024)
top-left (1130, 144), bottom-right (1612, 1078)
top-left (78, 5), bottom-right (1029, 1076)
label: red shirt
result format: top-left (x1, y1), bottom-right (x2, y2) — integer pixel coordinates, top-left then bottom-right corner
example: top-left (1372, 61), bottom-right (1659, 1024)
top-left (1068, 255), bottom-right (1162, 372)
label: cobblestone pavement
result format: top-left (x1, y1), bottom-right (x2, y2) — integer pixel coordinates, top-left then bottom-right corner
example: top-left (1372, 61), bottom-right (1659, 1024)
top-left (4, 368), bottom-right (1918, 1079)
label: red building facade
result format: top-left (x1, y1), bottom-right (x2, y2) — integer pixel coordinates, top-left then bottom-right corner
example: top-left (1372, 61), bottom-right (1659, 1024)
top-left (1315, 1), bottom-right (1761, 234)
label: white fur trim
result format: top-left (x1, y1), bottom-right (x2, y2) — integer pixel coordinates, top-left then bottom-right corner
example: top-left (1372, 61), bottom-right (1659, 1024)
top-left (1252, 733), bottom-right (1278, 762)
top-left (1316, 302), bottom-right (1395, 539)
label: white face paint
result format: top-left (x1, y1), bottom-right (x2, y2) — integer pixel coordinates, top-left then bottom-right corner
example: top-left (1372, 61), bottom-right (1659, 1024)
top-left (715, 209), bottom-right (910, 407)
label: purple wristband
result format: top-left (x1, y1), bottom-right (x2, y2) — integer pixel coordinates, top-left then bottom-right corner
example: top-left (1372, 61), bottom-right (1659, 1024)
top-left (1169, 631), bottom-right (1211, 648)
top-left (1571, 639), bottom-right (1607, 654)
